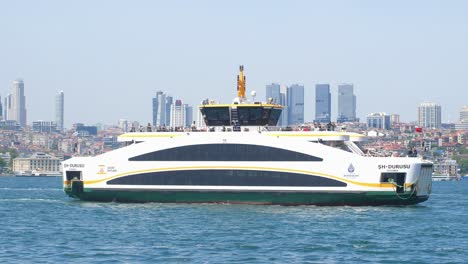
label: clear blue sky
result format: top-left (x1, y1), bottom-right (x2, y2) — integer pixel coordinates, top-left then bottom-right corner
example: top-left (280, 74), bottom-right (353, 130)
top-left (1, 0), bottom-right (467, 127)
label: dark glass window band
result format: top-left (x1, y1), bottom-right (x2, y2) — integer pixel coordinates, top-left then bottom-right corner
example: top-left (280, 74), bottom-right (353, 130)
top-left (107, 169), bottom-right (346, 187)
top-left (129, 144), bottom-right (323, 162)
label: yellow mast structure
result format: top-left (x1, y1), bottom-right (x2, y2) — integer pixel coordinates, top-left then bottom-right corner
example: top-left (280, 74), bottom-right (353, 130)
top-left (237, 65), bottom-right (246, 99)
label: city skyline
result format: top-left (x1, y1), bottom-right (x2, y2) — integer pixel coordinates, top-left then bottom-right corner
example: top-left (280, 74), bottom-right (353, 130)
top-left (1, 1), bottom-right (467, 126)
top-left (0, 77), bottom-right (463, 129)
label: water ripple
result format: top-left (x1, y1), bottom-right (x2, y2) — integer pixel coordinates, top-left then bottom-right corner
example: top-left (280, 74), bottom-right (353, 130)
top-left (0, 177), bottom-right (467, 263)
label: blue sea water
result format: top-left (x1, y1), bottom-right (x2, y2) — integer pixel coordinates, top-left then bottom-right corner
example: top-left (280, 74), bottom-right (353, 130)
top-left (0, 177), bottom-right (467, 263)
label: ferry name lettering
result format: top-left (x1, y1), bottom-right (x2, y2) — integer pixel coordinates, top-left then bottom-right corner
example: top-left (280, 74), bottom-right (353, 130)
top-left (65, 164), bottom-right (85, 168)
top-left (378, 164), bottom-right (411, 170)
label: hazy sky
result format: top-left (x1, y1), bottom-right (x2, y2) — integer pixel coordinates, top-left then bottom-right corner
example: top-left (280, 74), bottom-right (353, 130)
top-left (1, 0), bottom-right (467, 128)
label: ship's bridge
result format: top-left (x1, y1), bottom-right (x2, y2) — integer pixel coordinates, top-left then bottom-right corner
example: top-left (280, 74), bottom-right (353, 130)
top-left (199, 103), bottom-right (283, 127)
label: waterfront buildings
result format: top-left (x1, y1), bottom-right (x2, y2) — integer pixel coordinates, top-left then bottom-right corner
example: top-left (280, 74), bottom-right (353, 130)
top-left (418, 102), bottom-right (441, 129)
top-left (433, 159), bottom-right (458, 176)
top-left (287, 84), bottom-right (304, 125)
top-left (367, 112), bottom-right (391, 130)
top-left (13, 152), bottom-right (61, 175)
top-left (5, 79), bottom-right (27, 127)
top-left (152, 91), bottom-right (166, 127)
top-left (170, 99), bottom-right (186, 128)
top-left (315, 84), bottom-right (331, 123)
top-left (0, 152), bottom-right (11, 166)
top-left (337, 84), bottom-right (357, 123)
top-left (55, 91), bottom-right (64, 131)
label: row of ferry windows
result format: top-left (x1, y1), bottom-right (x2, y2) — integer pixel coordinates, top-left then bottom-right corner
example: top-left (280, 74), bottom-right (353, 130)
top-left (129, 144), bottom-right (323, 162)
top-left (108, 170), bottom-right (346, 187)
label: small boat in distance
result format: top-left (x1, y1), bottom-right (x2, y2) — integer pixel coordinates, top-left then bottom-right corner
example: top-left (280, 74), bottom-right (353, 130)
top-left (432, 173), bottom-right (460, 181)
top-left (63, 66), bottom-right (433, 205)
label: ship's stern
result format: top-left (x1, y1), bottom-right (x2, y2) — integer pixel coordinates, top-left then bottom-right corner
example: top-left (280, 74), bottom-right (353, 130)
top-left (412, 162), bottom-right (433, 202)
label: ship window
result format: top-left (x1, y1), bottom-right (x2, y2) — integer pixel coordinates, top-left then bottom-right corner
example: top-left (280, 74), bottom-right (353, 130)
top-left (66, 170), bottom-right (81, 181)
top-left (108, 169), bottom-right (345, 187)
top-left (268, 109), bottom-right (282, 126)
top-left (129, 143), bottom-right (323, 162)
top-left (201, 107), bottom-right (231, 126)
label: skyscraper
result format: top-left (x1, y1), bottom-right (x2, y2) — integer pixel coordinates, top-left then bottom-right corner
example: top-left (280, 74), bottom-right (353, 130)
top-left (417, 102), bottom-right (441, 129)
top-left (4, 95), bottom-right (11, 120)
top-left (266, 83), bottom-right (284, 126)
top-left (55, 90), bottom-right (64, 131)
top-left (185, 104), bottom-right (193, 127)
top-left (315, 84), bottom-right (331, 123)
top-left (455, 106), bottom-right (468, 131)
top-left (6, 79), bottom-right (27, 127)
top-left (165, 95), bottom-right (173, 126)
top-left (460, 106), bottom-right (468, 122)
top-left (337, 84), bottom-right (357, 122)
top-left (279, 86), bottom-right (288, 126)
top-left (152, 91), bottom-right (166, 127)
top-left (287, 84), bottom-right (304, 125)
top-left (170, 99), bottom-right (186, 128)
top-left (266, 83), bottom-right (281, 104)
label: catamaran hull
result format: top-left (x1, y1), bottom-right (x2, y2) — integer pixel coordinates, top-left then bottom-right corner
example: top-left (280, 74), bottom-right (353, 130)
top-left (65, 187), bottom-right (428, 206)
top-left (62, 132), bottom-right (433, 206)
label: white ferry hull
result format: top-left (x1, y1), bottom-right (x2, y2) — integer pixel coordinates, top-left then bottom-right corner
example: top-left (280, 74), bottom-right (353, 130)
top-left (63, 132), bottom-right (433, 205)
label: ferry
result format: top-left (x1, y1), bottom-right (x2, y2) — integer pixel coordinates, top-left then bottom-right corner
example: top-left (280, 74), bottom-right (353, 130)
top-left (63, 66), bottom-right (433, 205)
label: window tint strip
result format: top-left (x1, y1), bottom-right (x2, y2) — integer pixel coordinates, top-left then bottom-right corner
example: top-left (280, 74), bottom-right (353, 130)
top-left (107, 169), bottom-right (346, 187)
top-left (129, 144), bottom-right (322, 162)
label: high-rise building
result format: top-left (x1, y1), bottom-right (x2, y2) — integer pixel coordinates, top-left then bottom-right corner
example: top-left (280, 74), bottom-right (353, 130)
top-left (460, 106), bottom-right (468, 122)
top-left (4, 95), bottom-right (10, 120)
top-left (337, 84), bottom-right (357, 122)
top-left (6, 79), bottom-right (27, 127)
top-left (367, 112), bottom-right (391, 130)
top-left (390, 114), bottom-right (400, 125)
top-left (279, 86), bottom-right (288, 126)
top-left (170, 99), bottom-right (186, 128)
top-left (266, 83), bottom-right (281, 104)
top-left (118, 119), bottom-right (128, 132)
top-left (315, 84), bottom-right (331, 123)
top-left (185, 105), bottom-right (193, 127)
top-left (287, 84), bottom-right (304, 125)
top-left (55, 90), bottom-right (64, 131)
top-left (455, 106), bottom-right (468, 131)
top-left (266, 83), bottom-right (284, 126)
top-left (417, 102), bottom-right (441, 129)
top-left (165, 95), bottom-right (173, 126)
top-left (152, 91), bottom-right (166, 127)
